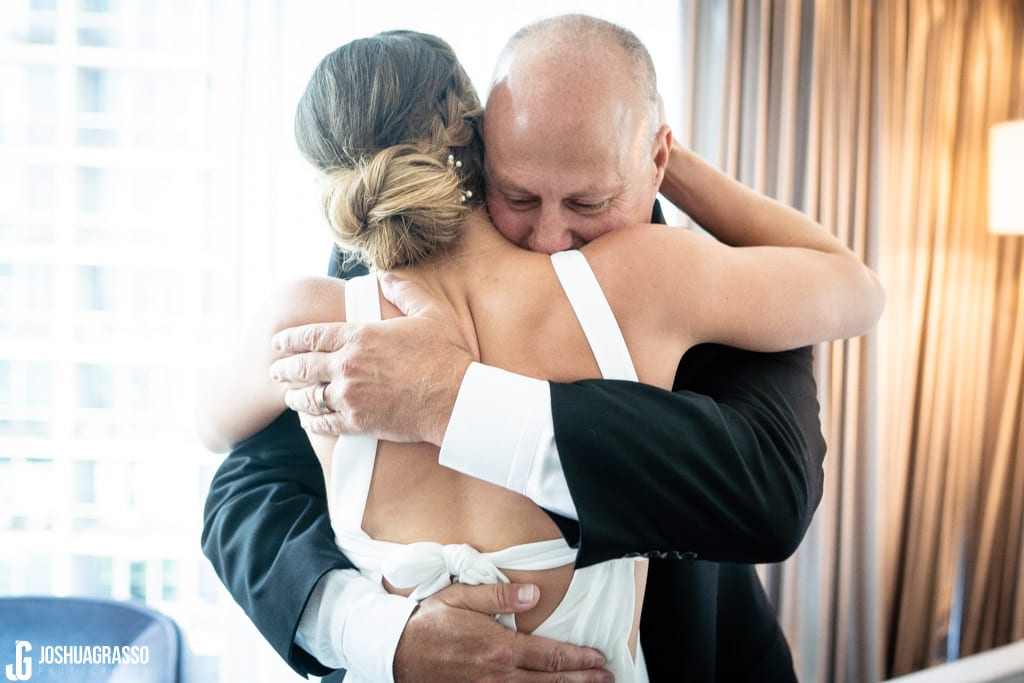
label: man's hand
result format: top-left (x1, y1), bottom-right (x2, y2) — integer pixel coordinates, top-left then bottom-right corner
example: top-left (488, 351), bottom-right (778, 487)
top-left (394, 583), bottom-right (612, 683)
top-left (269, 273), bottom-right (474, 445)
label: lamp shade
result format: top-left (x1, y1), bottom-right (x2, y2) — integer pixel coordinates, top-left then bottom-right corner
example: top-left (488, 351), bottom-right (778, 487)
top-left (990, 119), bottom-right (1024, 234)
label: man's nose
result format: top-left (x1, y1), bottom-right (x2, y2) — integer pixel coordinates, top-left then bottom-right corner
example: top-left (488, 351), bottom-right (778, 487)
top-left (526, 209), bottom-right (574, 255)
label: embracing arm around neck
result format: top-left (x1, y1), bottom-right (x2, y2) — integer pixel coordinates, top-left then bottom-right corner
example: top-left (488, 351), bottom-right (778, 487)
top-left (585, 142), bottom-right (884, 360)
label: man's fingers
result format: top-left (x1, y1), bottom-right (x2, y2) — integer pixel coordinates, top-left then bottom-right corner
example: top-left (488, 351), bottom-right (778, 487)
top-left (283, 384), bottom-right (334, 416)
top-left (287, 386), bottom-right (365, 436)
top-left (270, 351), bottom-right (337, 385)
top-left (296, 409), bottom-right (351, 436)
top-left (507, 631), bottom-right (608, 676)
top-left (437, 582), bottom-right (540, 615)
top-left (512, 671), bottom-right (612, 683)
top-left (512, 634), bottom-right (606, 679)
top-left (380, 272), bottom-right (444, 319)
top-left (271, 321), bottom-right (354, 353)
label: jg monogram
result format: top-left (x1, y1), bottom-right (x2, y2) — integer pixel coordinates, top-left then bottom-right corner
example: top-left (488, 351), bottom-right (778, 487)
top-left (4, 640), bottom-right (31, 681)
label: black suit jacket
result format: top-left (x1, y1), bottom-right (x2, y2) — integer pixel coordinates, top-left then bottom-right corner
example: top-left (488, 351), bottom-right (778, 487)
top-left (554, 344), bottom-right (821, 682)
top-left (202, 232), bottom-right (825, 681)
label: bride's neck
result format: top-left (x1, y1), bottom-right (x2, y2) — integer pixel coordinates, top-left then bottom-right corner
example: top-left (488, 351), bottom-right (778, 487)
top-left (381, 209), bottom-right (515, 363)
top-left (450, 209), bottom-right (517, 261)
top-left (402, 208), bottom-right (516, 277)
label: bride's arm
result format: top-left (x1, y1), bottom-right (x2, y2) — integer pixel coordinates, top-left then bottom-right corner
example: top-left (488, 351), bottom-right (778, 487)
top-left (591, 143), bottom-right (884, 354)
top-left (195, 276), bottom-right (346, 453)
top-left (659, 138), bottom-right (853, 253)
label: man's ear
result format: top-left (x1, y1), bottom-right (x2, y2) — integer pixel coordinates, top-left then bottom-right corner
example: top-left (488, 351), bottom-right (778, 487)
top-left (651, 124), bottom-right (673, 189)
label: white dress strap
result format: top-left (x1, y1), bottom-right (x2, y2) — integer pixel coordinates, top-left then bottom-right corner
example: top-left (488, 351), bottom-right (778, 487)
top-left (344, 272), bottom-right (382, 324)
top-left (549, 250), bottom-right (638, 382)
top-left (330, 274), bottom-right (382, 538)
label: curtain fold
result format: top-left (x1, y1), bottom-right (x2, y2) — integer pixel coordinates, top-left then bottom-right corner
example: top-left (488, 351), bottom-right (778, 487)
top-left (877, 0), bottom-right (1024, 675)
top-left (681, 1), bottom-right (1024, 680)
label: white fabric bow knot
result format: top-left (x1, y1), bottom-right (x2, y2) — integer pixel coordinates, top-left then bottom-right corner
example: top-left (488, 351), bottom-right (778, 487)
top-left (381, 541), bottom-right (510, 601)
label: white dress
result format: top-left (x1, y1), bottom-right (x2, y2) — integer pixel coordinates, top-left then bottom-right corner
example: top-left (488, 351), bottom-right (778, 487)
top-left (331, 250), bottom-right (649, 683)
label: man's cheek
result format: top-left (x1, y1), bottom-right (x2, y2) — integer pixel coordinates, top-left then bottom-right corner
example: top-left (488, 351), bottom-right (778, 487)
top-left (581, 216), bottom-right (621, 242)
top-left (489, 207), bottom-right (529, 243)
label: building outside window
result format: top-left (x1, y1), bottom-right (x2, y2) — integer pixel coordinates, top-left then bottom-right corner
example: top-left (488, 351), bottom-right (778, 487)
top-left (1, 1), bottom-right (240, 678)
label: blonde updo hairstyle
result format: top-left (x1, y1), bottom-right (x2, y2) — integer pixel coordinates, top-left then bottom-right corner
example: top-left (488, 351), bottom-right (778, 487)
top-left (295, 31), bottom-right (485, 270)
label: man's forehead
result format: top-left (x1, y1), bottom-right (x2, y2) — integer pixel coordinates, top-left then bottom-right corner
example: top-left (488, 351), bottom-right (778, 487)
top-left (486, 165), bottom-right (625, 198)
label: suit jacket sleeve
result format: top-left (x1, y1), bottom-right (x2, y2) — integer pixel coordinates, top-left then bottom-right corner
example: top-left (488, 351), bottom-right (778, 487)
top-left (551, 344), bottom-right (825, 568)
top-left (201, 250), bottom-right (368, 676)
top-left (201, 409), bottom-right (350, 677)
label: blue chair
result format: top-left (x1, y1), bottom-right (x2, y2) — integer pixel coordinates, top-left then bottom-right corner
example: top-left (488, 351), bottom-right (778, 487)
top-left (0, 596), bottom-right (186, 682)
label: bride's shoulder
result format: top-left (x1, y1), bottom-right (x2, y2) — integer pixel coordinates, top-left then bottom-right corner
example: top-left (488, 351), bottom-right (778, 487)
top-left (581, 222), bottom-right (705, 283)
top-left (263, 275), bottom-right (349, 333)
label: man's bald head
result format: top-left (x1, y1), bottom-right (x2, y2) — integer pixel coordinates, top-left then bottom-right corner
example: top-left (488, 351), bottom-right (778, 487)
top-left (482, 14), bottom-right (672, 254)
top-left (491, 14), bottom-right (662, 138)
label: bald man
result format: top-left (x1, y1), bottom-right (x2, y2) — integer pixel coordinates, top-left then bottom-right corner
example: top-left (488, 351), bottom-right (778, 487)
top-left (203, 15), bottom-right (822, 683)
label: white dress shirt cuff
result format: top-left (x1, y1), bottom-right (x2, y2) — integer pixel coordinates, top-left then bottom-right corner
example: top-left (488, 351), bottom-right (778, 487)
top-left (295, 568), bottom-right (417, 682)
top-left (438, 362), bottom-right (578, 520)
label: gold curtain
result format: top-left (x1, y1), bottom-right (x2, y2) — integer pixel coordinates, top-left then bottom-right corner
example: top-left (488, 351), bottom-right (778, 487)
top-left (878, 0), bottom-right (1024, 676)
top-left (679, 1), bottom-right (1024, 680)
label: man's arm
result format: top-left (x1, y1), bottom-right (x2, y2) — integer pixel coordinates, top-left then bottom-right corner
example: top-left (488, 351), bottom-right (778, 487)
top-left (552, 344), bottom-right (825, 568)
top-left (202, 368), bottom-right (611, 682)
top-left (435, 345), bottom-right (823, 567)
top-left (274, 276), bottom-right (825, 567)
top-left (201, 409), bottom-right (349, 677)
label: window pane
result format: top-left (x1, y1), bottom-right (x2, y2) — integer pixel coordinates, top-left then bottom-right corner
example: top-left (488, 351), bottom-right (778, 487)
top-left (76, 67), bottom-right (109, 113)
top-left (71, 555), bottom-right (113, 597)
top-left (161, 559), bottom-right (180, 600)
top-left (10, 459), bottom-right (56, 528)
top-left (22, 22), bottom-right (56, 45)
top-left (25, 361), bottom-right (54, 407)
top-left (130, 560), bottom-right (147, 600)
top-left (0, 458), bottom-right (11, 525)
top-left (77, 166), bottom-right (112, 212)
top-left (77, 363), bottom-right (114, 408)
top-left (26, 165), bottom-right (56, 213)
top-left (0, 361), bottom-right (9, 405)
top-left (0, 64), bottom-right (57, 145)
top-left (77, 127), bottom-right (118, 147)
top-left (0, 223), bottom-right (57, 244)
top-left (79, 0), bottom-right (114, 11)
top-left (0, 421), bottom-right (50, 438)
top-left (0, 263), bottom-right (56, 336)
top-left (77, 265), bottom-right (116, 311)
top-left (77, 27), bottom-right (119, 48)
top-left (73, 460), bottom-right (96, 504)
top-left (24, 555), bottom-right (53, 594)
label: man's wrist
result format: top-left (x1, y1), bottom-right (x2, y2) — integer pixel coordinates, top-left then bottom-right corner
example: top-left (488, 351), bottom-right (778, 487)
top-left (438, 363), bottom-right (576, 518)
top-left (296, 569), bottom-right (418, 681)
top-left (439, 362), bottom-right (546, 488)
